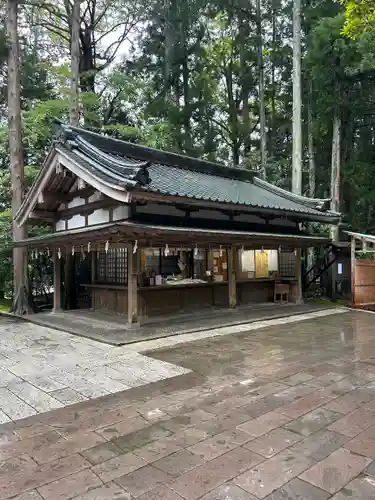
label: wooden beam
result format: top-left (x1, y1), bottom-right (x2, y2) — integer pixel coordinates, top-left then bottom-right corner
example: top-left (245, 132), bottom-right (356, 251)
top-left (130, 191), bottom-right (340, 223)
top-left (43, 193), bottom-right (71, 204)
top-left (228, 246), bottom-right (237, 309)
top-left (127, 242), bottom-right (138, 324)
top-left (53, 249), bottom-right (62, 312)
top-left (43, 186), bottom-right (96, 204)
top-left (29, 210), bottom-right (56, 222)
top-left (175, 204), bottom-right (199, 213)
top-left (58, 198), bottom-right (116, 220)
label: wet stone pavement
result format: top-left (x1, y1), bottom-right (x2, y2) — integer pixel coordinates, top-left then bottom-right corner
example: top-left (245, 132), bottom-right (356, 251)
top-left (3, 309), bottom-right (375, 498)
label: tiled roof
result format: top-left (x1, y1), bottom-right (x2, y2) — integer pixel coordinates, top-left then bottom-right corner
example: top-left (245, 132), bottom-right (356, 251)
top-left (146, 163), bottom-right (326, 216)
top-left (55, 124), bottom-right (339, 222)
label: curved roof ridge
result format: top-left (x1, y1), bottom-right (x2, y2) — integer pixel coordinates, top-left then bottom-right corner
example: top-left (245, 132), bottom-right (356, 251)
top-left (58, 122), bottom-right (259, 183)
top-left (72, 136), bottom-right (150, 186)
top-left (253, 177), bottom-right (339, 214)
top-left (75, 135), bottom-right (150, 170)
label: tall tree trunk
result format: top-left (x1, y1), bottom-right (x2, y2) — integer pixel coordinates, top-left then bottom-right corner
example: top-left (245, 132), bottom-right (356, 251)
top-left (164, 0), bottom-right (173, 102)
top-left (270, 2), bottom-right (276, 158)
top-left (292, 0), bottom-right (302, 195)
top-left (163, 0), bottom-right (182, 150)
top-left (256, 0), bottom-right (267, 179)
top-left (70, 0), bottom-right (81, 126)
top-left (307, 80), bottom-right (316, 272)
top-left (181, 20), bottom-right (191, 153)
top-left (307, 82), bottom-right (315, 198)
top-left (7, 0), bottom-right (28, 314)
top-left (330, 109), bottom-right (341, 241)
top-left (239, 14), bottom-right (251, 158)
top-left (225, 64), bottom-right (240, 166)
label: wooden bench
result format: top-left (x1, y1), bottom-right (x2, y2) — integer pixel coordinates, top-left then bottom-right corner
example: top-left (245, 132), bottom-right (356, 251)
top-left (274, 282), bottom-right (290, 303)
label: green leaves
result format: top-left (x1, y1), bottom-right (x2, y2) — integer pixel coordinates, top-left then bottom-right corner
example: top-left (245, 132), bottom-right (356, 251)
top-left (340, 0), bottom-right (375, 38)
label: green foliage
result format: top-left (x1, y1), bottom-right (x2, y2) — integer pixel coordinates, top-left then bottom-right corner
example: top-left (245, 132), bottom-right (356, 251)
top-left (356, 250), bottom-right (375, 261)
top-left (0, 166), bottom-right (40, 209)
top-left (340, 1), bottom-right (375, 38)
top-left (2, 0), bottom-right (375, 295)
top-left (0, 210), bottom-right (13, 297)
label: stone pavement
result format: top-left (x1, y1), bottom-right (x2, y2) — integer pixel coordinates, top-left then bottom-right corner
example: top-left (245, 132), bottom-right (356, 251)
top-left (0, 308), bottom-right (342, 422)
top-left (3, 308), bottom-right (375, 498)
top-left (23, 302), bottom-right (333, 345)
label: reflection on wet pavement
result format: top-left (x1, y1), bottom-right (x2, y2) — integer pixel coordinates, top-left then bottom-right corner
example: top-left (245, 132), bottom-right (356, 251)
top-left (2, 310), bottom-right (375, 498)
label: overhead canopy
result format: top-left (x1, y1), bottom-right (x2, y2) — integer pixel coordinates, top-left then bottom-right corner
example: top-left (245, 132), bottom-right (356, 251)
top-left (15, 123), bottom-right (341, 227)
top-left (13, 221), bottom-right (330, 249)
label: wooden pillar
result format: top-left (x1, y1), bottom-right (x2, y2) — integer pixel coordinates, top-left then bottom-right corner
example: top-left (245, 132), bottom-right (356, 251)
top-left (294, 248), bottom-right (303, 304)
top-left (64, 253), bottom-right (73, 310)
top-left (53, 249), bottom-right (62, 312)
top-left (91, 250), bottom-right (97, 284)
top-left (228, 246), bottom-right (237, 309)
top-left (127, 242), bottom-right (138, 324)
top-left (89, 250), bottom-right (97, 311)
top-left (351, 237), bottom-right (356, 305)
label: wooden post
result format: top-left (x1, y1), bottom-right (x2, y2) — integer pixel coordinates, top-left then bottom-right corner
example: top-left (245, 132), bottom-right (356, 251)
top-left (228, 246), bottom-right (237, 309)
top-left (89, 250), bottom-right (96, 311)
top-left (207, 248), bottom-right (213, 279)
top-left (53, 249), bottom-right (62, 312)
top-left (127, 243), bottom-right (138, 324)
top-left (64, 253), bottom-right (73, 310)
top-left (91, 250), bottom-right (97, 284)
top-left (294, 248), bottom-right (303, 304)
top-left (351, 237), bottom-right (356, 306)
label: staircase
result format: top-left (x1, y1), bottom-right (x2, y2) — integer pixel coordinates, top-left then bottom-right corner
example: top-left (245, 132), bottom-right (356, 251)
top-left (303, 244), bottom-right (338, 294)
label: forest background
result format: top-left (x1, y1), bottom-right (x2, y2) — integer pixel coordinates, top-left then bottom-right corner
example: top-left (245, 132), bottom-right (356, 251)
top-left (1, 0), bottom-right (375, 301)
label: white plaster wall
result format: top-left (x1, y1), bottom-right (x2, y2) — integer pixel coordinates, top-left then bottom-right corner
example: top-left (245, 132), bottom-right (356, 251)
top-left (113, 205), bottom-right (130, 221)
top-left (55, 220), bottom-right (65, 231)
top-left (87, 209), bottom-right (109, 226)
top-left (68, 214), bottom-right (85, 229)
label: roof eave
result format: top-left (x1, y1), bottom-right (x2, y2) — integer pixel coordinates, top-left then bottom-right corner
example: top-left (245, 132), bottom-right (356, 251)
top-left (16, 146), bottom-right (134, 228)
top-left (253, 177), bottom-right (335, 212)
top-left (15, 147), bottom-right (58, 226)
top-left (131, 189), bottom-right (341, 224)
top-left (12, 221), bottom-right (331, 248)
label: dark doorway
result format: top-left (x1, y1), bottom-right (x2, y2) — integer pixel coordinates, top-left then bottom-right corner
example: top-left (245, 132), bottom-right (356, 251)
top-left (63, 252), bottom-right (92, 310)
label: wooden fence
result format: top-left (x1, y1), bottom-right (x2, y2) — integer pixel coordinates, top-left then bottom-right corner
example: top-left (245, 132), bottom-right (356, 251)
top-left (352, 258), bottom-right (375, 306)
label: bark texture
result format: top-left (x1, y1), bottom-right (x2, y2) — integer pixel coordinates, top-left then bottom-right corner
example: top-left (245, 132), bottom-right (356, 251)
top-left (7, 0), bottom-right (29, 314)
top-left (292, 0), bottom-right (302, 195)
top-left (70, 0), bottom-right (81, 126)
top-left (330, 110), bottom-right (341, 241)
top-left (257, 0), bottom-right (267, 179)
top-left (307, 81), bottom-right (316, 272)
